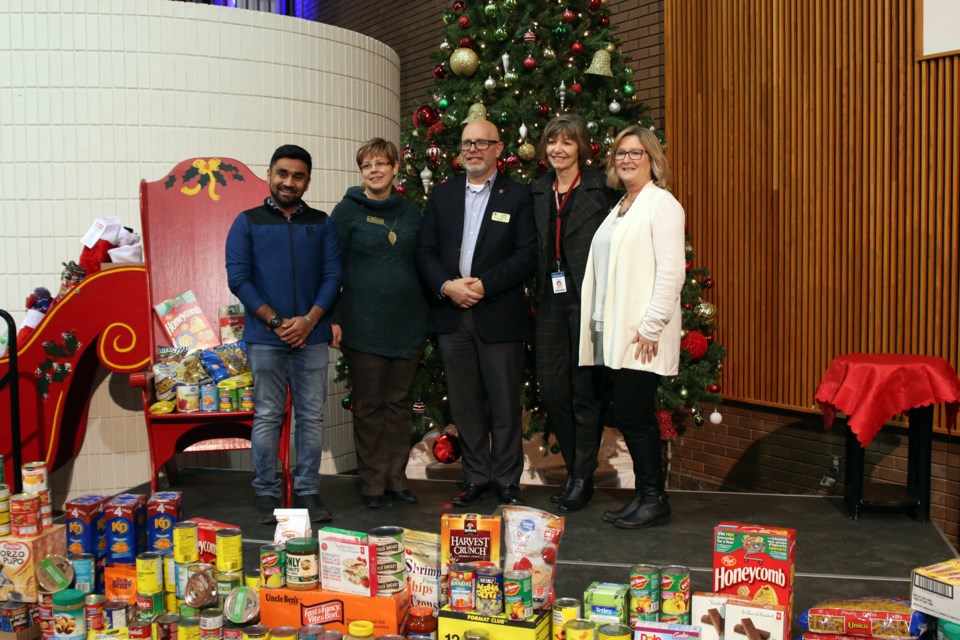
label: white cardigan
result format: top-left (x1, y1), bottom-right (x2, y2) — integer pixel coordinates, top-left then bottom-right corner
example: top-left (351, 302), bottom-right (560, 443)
top-left (578, 181), bottom-right (686, 374)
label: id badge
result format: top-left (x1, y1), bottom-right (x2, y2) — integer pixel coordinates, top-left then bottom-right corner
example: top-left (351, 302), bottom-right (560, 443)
top-left (551, 271), bottom-right (568, 294)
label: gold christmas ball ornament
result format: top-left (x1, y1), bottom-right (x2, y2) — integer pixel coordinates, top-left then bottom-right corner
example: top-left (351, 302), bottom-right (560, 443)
top-left (517, 142), bottom-right (536, 161)
top-left (604, 42), bottom-right (617, 53)
top-left (450, 47), bottom-right (480, 77)
top-left (696, 301), bottom-right (717, 320)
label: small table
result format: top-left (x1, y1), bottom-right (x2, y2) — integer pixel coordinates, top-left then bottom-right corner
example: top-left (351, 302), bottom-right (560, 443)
top-left (815, 353), bottom-right (960, 522)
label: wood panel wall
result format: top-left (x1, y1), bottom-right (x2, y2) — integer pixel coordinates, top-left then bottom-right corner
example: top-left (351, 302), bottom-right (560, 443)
top-left (665, 0), bottom-right (959, 417)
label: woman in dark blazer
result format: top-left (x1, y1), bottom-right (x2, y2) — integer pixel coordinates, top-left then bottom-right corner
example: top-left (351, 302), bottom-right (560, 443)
top-left (531, 114), bottom-right (620, 512)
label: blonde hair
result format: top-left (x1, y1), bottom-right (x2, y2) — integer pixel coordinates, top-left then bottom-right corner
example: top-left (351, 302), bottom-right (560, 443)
top-left (537, 114), bottom-right (592, 168)
top-left (605, 126), bottom-right (672, 191)
top-left (355, 138), bottom-right (399, 168)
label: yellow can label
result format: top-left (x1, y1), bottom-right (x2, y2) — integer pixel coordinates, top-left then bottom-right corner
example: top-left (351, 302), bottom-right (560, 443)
top-left (173, 523), bottom-right (199, 564)
top-left (216, 529), bottom-right (243, 573)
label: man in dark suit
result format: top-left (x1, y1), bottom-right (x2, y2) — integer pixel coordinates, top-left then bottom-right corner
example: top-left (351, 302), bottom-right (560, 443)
top-left (416, 119), bottom-right (537, 506)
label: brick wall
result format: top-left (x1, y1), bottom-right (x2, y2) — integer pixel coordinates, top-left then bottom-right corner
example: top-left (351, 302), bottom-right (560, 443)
top-left (669, 403), bottom-right (960, 546)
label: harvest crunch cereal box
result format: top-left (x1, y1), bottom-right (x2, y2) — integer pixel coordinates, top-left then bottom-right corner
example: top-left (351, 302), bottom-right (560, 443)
top-left (713, 523), bottom-right (796, 622)
top-left (440, 514), bottom-right (501, 602)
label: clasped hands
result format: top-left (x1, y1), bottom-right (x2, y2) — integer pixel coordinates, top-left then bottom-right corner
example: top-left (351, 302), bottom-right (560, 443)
top-left (443, 277), bottom-right (485, 309)
top-left (276, 316), bottom-right (313, 349)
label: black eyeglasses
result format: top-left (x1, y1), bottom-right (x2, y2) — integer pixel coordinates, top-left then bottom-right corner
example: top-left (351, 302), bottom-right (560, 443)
top-left (614, 149), bottom-right (646, 161)
top-left (459, 139), bottom-right (500, 151)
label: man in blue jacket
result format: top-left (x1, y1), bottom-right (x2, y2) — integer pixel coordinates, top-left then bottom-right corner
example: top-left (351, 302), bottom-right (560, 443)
top-left (226, 144), bottom-right (342, 524)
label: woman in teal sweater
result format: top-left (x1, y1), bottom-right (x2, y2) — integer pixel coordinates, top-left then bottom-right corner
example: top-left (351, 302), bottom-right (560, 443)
top-left (330, 138), bottom-right (428, 508)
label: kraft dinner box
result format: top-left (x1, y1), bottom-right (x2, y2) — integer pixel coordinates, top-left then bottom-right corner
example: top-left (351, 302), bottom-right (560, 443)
top-left (258, 586), bottom-right (409, 636)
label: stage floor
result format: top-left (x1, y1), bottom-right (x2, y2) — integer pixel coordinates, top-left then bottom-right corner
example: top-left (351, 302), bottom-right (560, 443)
top-left (99, 468), bottom-right (957, 625)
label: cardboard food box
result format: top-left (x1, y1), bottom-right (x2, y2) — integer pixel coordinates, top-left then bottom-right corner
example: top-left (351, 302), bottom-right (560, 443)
top-left (319, 538), bottom-right (378, 597)
top-left (105, 494), bottom-right (146, 564)
top-left (911, 559), bottom-right (960, 625)
top-left (65, 494), bottom-right (110, 558)
top-left (184, 517), bottom-right (239, 564)
top-left (0, 524), bottom-right (67, 603)
top-left (438, 605), bottom-right (550, 640)
top-left (154, 290), bottom-right (219, 353)
top-left (0, 627), bottom-right (41, 640)
top-left (584, 582), bottom-right (630, 625)
top-left (712, 523), bottom-right (796, 621)
top-left (147, 491), bottom-right (182, 553)
top-left (632, 620), bottom-right (702, 640)
top-left (259, 586), bottom-right (409, 636)
top-left (692, 592), bottom-right (744, 640)
top-left (440, 514), bottom-right (501, 603)
top-left (724, 600), bottom-right (789, 640)
top-left (218, 304), bottom-right (245, 344)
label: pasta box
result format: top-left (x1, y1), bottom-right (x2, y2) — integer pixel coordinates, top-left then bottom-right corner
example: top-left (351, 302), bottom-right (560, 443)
top-left (911, 559), bottom-right (960, 625)
top-left (0, 524), bottom-right (67, 603)
top-left (713, 523), bottom-right (796, 622)
top-left (258, 586), bottom-right (408, 635)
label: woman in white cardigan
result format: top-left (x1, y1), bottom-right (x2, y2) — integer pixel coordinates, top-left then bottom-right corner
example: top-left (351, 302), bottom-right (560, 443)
top-left (578, 126), bottom-right (686, 529)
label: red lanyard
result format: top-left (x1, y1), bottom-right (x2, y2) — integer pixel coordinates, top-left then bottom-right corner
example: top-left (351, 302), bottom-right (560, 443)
top-left (553, 170), bottom-right (580, 267)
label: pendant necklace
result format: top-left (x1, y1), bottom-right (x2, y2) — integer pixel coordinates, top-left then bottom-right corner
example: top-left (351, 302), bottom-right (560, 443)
top-left (365, 215), bottom-right (399, 245)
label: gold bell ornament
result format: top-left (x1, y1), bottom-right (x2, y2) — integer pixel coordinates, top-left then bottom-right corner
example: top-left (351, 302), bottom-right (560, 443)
top-left (585, 49), bottom-right (614, 77)
top-left (462, 102), bottom-right (489, 123)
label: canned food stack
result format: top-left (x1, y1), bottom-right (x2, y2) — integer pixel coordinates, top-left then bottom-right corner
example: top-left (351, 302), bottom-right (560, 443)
top-left (0, 482), bottom-right (10, 537)
top-left (367, 527), bottom-right (406, 596)
top-left (10, 491), bottom-right (41, 537)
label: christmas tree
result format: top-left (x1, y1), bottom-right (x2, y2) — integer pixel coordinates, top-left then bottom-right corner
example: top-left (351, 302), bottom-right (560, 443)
top-left (336, 0), bottom-right (726, 443)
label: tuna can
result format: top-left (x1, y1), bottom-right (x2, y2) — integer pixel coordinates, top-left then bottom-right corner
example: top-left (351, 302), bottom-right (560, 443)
top-left (83, 595), bottom-right (105, 631)
top-left (137, 552), bottom-right (165, 595)
top-left (448, 563), bottom-right (476, 612)
top-left (156, 613), bottom-right (182, 640)
top-left (598, 623), bottom-right (633, 640)
top-left (474, 566), bottom-right (503, 615)
top-left (552, 597), bottom-right (581, 640)
top-left (376, 571), bottom-right (406, 596)
top-left (260, 544), bottom-right (287, 589)
top-left (179, 616), bottom-right (201, 640)
top-left (103, 601), bottom-right (128, 630)
top-left (128, 620), bottom-right (153, 639)
top-left (367, 526), bottom-right (404, 556)
top-left (22, 461), bottom-right (49, 492)
top-left (216, 529), bottom-right (243, 573)
top-left (70, 554), bottom-right (96, 594)
top-left (564, 619), bottom-right (597, 640)
top-left (174, 521), bottom-right (199, 564)
top-left (297, 625), bottom-right (325, 640)
top-left (503, 569), bottom-right (534, 621)
top-left (223, 586), bottom-right (260, 625)
top-left (137, 591), bottom-right (165, 621)
top-left (200, 384), bottom-right (218, 412)
top-left (244, 568), bottom-right (261, 590)
top-left (270, 627), bottom-right (296, 640)
top-left (222, 623), bottom-right (245, 640)
top-left (38, 554), bottom-right (74, 593)
top-left (199, 608), bottom-right (224, 632)
top-left (239, 388), bottom-right (254, 411)
top-left (659, 565), bottom-right (691, 624)
top-left (242, 625), bottom-right (270, 640)
top-left (218, 388), bottom-right (235, 412)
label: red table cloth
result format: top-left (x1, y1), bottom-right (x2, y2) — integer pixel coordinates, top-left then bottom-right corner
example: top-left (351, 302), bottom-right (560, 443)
top-left (815, 353), bottom-right (960, 447)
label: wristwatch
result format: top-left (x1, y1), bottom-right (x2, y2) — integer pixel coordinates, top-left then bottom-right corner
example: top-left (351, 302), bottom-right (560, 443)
top-left (268, 314), bottom-right (283, 329)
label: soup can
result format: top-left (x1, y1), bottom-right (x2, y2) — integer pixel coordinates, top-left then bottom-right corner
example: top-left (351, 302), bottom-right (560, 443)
top-left (84, 595), bottom-right (105, 631)
top-left (474, 566), bottom-right (503, 615)
top-left (448, 563), bottom-right (476, 612)
top-left (216, 529), bottom-right (243, 573)
top-left (22, 461), bottom-right (49, 492)
top-left (128, 620), bottom-right (153, 639)
top-left (156, 613), bottom-right (182, 640)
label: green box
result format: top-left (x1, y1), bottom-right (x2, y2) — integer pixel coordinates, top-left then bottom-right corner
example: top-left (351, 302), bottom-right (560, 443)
top-left (584, 581), bottom-right (630, 625)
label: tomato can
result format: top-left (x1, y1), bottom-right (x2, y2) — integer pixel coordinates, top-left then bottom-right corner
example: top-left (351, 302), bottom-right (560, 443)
top-left (564, 619), bottom-right (596, 640)
top-left (128, 620), bottom-right (153, 639)
top-left (216, 529), bottom-right (243, 573)
top-left (552, 597), bottom-right (581, 640)
top-left (448, 563), bottom-right (476, 612)
top-left (659, 565), bottom-right (691, 624)
top-left (474, 566), bottom-right (503, 615)
top-left (503, 569), bottom-right (534, 621)
top-left (84, 595), bottom-right (105, 631)
top-left (173, 521), bottom-right (199, 564)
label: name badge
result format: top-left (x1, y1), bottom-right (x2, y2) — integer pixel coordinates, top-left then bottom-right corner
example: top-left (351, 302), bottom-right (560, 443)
top-left (492, 212), bottom-right (511, 223)
top-left (366, 215), bottom-right (385, 225)
top-left (551, 271), bottom-right (567, 294)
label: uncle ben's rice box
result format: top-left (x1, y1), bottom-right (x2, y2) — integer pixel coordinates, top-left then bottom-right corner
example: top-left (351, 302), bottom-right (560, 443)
top-left (712, 523), bottom-right (796, 622)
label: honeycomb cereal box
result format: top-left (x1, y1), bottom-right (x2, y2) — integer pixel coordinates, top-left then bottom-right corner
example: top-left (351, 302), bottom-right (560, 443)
top-left (713, 523), bottom-right (796, 623)
top-left (440, 514), bottom-right (501, 604)
top-left (105, 494), bottom-right (147, 564)
top-left (147, 491), bottom-right (182, 553)
top-left (185, 517), bottom-right (240, 563)
top-left (65, 494), bottom-right (110, 558)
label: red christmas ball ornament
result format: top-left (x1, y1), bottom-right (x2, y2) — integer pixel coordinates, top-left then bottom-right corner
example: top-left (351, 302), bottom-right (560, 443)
top-left (452, 155), bottom-right (462, 170)
top-left (505, 154), bottom-right (520, 168)
top-left (590, 141), bottom-right (600, 156)
top-left (656, 410), bottom-right (678, 440)
top-left (433, 64), bottom-right (447, 80)
top-left (401, 145), bottom-right (413, 162)
top-left (538, 159), bottom-right (549, 171)
top-left (704, 278), bottom-right (715, 288)
top-left (685, 260), bottom-right (693, 271)
top-left (538, 103), bottom-right (551, 116)
top-left (396, 183), bottom-right (407, 196)
top-left (523, 55), bottom-right (536, 70)
top-left (458, 15), bottom-right (471, 28)
top-left (598, 14), bottom-right (610, 26)
top-left (426, 142), bottom-right (442, 163)
top-left (562, 8), bottom-right (576, 22)
top-left (589, 0), bottom-right (602, 10)
top-left (433, 432), bottom-right (462, 464)
top-left (497, 159), bottom-right (506, 173)
top-left (684, 302), bottom-right (693, 310)
top-left (452, 0), bottom-right (467, 13)
top-left (459, 37), bottom-right (474, 48)
top-left (413, 400), bottom-right (426, 415)
top-left (523, 29), bottom-right (536, 42)
top-left (571, 41), bottom-right (584, 54)
top-left (414, 104), bottom-right (440, 128)
top-left (680, 330), bottom-right (709, 360)
top-left (570, 81), bottom-right (583, 95)
top-left (709, 384), bottom-right (721, 393)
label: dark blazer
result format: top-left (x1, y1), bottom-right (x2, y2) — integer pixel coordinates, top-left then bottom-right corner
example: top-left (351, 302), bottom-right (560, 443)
top-left (530, 168), bottom-right (620, 302)
top-left (416, 172), bottom-right (537, 343)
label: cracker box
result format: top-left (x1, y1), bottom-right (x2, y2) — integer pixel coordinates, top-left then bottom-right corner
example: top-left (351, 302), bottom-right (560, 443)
top-left (259, 586), bottom-right (408, 636)
top-left (713, 523), bottom-right (796, 621)
top-left (184, 517), bottom-right (239, 563)
top-left (724, 600), bottom-right (789, 640)
top-left (0, 524), bottom-right (67, 603)
top-left (105, 494), bottom-right (146, 564)
top-left (319, 537), bottom-right (378, 597)
top-left (692, 592), bottom-right (743, 640)
top-left (440, 514), bottom-right (501, 603)
top-left (65, 494), bottom-right (110, 558)
top-left (218, 304), bottom-right (245, 344)
top-left (633, 620), bottom-right (702, 640)
top-left (439, 605), bottom-right (550, 640)
top-left (911, 559), bottom-right (960, 624)
top-left (147, 491), bottom-right (182, 553)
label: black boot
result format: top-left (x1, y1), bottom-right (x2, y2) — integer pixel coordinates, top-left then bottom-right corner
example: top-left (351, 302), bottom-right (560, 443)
top-left (550, 475), bottom-right (575, 503)
top-left (559, 477), bottom-right (594, 512)
top-left (614, 491), bottom-right (670, 528)
top-left (602, 490), bottom-right (643, 523)
top-left (612, 426), bottom-right (670, 528)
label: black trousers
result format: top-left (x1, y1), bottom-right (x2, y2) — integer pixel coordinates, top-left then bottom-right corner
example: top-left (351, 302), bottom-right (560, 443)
top-left (437, 311), bottom-right (525, 487)
top-left (535, 290), bottom-right (605, 477)
top-left (609, 367), bottom-right (663, 491)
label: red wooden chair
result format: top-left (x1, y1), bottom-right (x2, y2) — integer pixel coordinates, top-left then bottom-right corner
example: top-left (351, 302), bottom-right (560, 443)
top-left (130, 157), bottom-right (292, 503)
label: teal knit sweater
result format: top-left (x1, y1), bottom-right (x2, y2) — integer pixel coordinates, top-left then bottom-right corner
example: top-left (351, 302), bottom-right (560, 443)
top-left (330, 186), bottom-right (428, 359)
